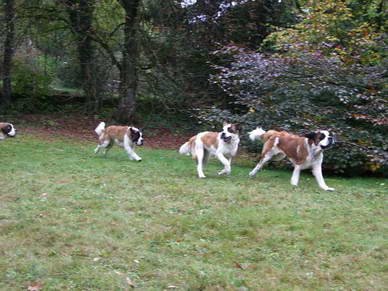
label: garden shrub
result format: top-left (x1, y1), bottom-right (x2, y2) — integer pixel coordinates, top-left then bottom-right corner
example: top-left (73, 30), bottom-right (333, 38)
top-left (200, 46), bottom-right (387, 176)
top-left (9, 57), bottom-right (55, 112)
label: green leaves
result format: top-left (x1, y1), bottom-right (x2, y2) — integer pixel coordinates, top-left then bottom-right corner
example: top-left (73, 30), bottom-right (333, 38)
top-left (206, 46), bottom-right (388, 176)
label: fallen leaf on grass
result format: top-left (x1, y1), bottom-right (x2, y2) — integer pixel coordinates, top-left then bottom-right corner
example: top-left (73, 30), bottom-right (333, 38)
top-left (27, 282), bottom-right (43, 291)
top-left (126, 277), bottom-right (135, 288)
top-left (234, 261), bottom-right (246, 270)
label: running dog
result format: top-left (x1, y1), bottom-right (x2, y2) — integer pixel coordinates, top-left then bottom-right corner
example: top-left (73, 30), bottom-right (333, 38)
top-left (94, 122), bottom-right (143, 161)
top-left (0, 122), bottom-right (16, 140)
top-left (248, 127), bottom-right (335, 191)
top-left (179, 122), bottom-right (240, 178)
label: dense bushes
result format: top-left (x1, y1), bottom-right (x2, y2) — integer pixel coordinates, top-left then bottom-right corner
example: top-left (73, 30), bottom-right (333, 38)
top-left (201, 46), bottom-right (387, 176)
top-left (5, 57), bottom-right (54, 113)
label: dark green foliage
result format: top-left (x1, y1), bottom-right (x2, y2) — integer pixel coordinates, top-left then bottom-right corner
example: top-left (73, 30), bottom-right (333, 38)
top-left (56, 61), bottom-right (82, 89)
top-left (138, 0), bottom-right (296, 111)
top-left (7, 58), bottom-right (53, 112)
top-left (201, 46), bottom-right (388, 176)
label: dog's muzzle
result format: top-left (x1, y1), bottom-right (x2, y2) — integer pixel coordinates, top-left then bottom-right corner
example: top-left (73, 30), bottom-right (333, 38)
top-left (221, 132), bottom-right (232, 143)
top-left (7, 129), bottom-right (16, 137)
top-left (321, 136), bottom-right (336, 149)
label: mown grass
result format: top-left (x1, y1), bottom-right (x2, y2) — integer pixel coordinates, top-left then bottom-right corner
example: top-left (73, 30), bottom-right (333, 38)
top-left (0, 134), bottom-right (386, 290)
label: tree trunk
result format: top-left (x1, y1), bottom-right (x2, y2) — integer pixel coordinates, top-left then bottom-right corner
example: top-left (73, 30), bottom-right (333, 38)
top-left (1, 0), bottom-right (16, 109)
top-left (66, 0), bottom-right (97, 111)
top-left (116, 0), bottom-right (140, 123)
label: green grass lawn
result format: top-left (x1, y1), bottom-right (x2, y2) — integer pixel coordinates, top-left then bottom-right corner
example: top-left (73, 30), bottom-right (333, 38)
top-left (0, 134), bottom-right (386, 290)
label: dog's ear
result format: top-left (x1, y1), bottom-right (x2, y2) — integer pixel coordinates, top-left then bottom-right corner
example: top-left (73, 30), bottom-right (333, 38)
top-left (304, 132), bottom-right (319, 145)
top-left (1, 125), bottom-right (11, 134)
top-left (304, 132), bottom-right (316, 139)
top-left (232, 123), bottom-right (241, 133)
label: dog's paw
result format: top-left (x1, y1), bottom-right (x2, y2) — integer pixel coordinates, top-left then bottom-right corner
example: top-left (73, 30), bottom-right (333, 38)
top-left (324, 187), bottom-right (335, 191)
top-left (198, 175), bottom-right (206, 178)
top-left (218, 170), bottom-right (230, 175)
top-left (249, 171), bottom-right (256, 177)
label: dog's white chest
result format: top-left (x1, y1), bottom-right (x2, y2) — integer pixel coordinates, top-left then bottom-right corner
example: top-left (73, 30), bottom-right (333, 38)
top-left (220, 139), bottom-right (239, 156)
top-left (300, 150), bottom-right (323, 169)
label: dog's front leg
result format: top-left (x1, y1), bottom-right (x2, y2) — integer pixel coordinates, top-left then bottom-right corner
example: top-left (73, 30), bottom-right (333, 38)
top-left (312, 164), bottom-right (334, 191)
top-left (291, 165), bottom-right (301, 186)
top-left (216, 153), bottom-right (231, 175)
top-left (125, 145), bottom-right (142, 161)
top-left (124, 136), bottom-right (142, 161)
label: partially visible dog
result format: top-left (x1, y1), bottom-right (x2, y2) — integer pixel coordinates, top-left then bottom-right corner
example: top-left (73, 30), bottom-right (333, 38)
top-left (94, 122), bottom-right (143, 161)
top-left (179, 122), bottom-right (240, 178)
top-left (248, 127), bottom-right (335, 191)
top-left (0, 122), bottom-right (16, 140)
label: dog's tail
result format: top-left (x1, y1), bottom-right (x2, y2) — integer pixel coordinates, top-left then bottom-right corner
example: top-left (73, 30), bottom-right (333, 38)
top-left (179, 141), bottom-right (191, 156)
top-left (179, 136), bottom-right (196, 156)
top-left (95, 122), bottom-right (106, 136)
top-left (249, 127), bottom-right (266, 142)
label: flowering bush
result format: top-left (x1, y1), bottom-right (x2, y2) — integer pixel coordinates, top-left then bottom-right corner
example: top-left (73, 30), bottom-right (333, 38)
top-left (202, 46), bottom-right (387, 176)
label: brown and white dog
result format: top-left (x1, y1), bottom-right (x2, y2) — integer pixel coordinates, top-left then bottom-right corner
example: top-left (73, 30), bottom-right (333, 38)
top-left (248, 127), bottom-right (335, 191)
top-left (0, 122), bottom-right (16, 140)
top-left (179, 122), bottom-right (240, 178)
top-left (94, 122), bottom-right (143, 161)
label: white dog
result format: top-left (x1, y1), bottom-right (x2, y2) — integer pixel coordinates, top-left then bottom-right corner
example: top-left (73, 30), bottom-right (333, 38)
top-left (179, 122), bottom-right (240, 178)
top-left (248, 127), bottom-right (335, 191)
top-left (94, 122), bottom-right (143, 161)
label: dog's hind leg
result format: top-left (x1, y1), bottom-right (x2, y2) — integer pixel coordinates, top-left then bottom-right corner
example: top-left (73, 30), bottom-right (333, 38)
top-left (196, 145), bottom-right (206, 178)
top-left (103, 141), bottom-right (114, 156)
top-left (248, 152), bottom-right (274, 176)
top-left (95, 140), bottom-right (111, 154)
top-left (249, 137), bottom-right (278, 177)
top-left (272, 153), bottom-right (286, 161)
top-left (202, 150), bottom-right (210, 165)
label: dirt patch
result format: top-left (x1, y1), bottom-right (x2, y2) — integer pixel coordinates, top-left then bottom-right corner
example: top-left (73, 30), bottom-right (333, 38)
top-left (16, 114), bottom-right (192, 149)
